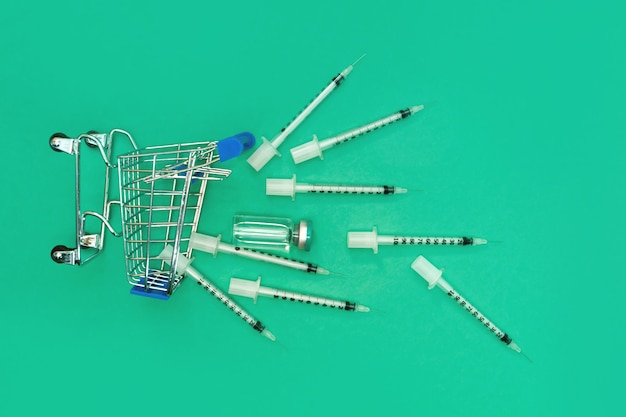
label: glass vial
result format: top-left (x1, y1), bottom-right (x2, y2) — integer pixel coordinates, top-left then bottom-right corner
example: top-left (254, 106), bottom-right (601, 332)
top-left (232, 214), bottom-right (312, 253)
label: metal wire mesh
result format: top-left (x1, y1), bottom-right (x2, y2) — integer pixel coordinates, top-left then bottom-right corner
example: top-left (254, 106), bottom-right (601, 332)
top-left (117, 141), bottom-right (231, 295)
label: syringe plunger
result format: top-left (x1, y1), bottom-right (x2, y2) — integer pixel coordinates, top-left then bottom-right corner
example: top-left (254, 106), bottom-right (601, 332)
top-left (247, 137), bottom-right (280, 172)
top-left (159, 245), bottom-right (194, 274)
top-left (266, 175), bottom-right (297, 200)
top-left (189, 232), bottom-right (221, 256)
top-left (291, 135), bottom-right (323, 164)
top-left (347, 227), bottom-right (380, 253)
top-left (229, 277), bottom-right (262, 302)
top-left (411, 255), bottom-right (444, 289)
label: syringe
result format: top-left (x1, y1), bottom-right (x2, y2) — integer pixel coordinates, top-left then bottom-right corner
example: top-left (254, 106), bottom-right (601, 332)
top-left (247, 55), bottom-right (365, 171)
top-left (411, 255), bottom-right (527, 358)
top-left (348, 227), bottom-right (487, 254)
top-left (158, 245), bottom-right (276, 341)
top-left (290, 104), bottom-right (424, 164)
top-left (266, 174), bottom-right (407, 200)
top-left (229, 276), bottom-right (370, 312)
top-left (190, 232), bottom-right (332, 275)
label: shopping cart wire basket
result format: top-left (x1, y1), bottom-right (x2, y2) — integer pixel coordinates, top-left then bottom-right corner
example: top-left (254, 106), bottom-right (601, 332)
top-left (51, 129), bottom-right (255, 300)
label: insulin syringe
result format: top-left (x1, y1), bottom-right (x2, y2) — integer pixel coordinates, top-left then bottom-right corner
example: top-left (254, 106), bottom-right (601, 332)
top-left (290, 104), bottom-right (424, 164)
top-left (159, 245), bottom-right (276, 341)
top-left (247, 55), bottom-right (365, 171)
top-left (229, 276), bottom-right (370, 312)
top-left (190, 232), bottom-right (332, 275)
top-left (266, 175), bottom-right (407, 200)
top-left (411, 255), bottom-right (528, 358)
top-left (348, 227), bottom-right (487, 253)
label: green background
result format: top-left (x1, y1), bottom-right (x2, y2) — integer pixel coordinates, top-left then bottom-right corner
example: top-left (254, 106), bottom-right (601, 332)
top-left (1, 1), bottom-right (624, 416)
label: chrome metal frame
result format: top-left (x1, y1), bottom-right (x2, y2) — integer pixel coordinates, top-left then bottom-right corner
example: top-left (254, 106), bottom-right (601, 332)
top-left (117, 141), bottom-right (231, 295)
top-left (50, 129), bottom-right (137, 265)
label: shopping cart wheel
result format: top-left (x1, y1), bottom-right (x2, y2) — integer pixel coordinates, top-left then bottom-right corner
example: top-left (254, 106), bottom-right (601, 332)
top-left (85, 130), bottom-right (100, 148)
top-left (51, 244), bottom-right (77, 264)
top-left (49, 132), bottom-right (68, 152)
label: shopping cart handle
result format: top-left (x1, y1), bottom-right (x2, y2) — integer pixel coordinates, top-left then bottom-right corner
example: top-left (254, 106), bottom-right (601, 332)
top-left (217, 132), bottom-right (256, 162)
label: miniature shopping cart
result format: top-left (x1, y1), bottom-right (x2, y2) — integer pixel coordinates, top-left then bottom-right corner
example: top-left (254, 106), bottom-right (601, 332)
top-left (50, 129), bottom-right (254, 299)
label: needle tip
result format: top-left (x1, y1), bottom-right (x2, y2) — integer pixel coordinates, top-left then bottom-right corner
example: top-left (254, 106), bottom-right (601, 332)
top-left (262, 329), bottom-right (277, 341)
top-left (410, 104), bottom-right (425, 114)
top-left (509, 342), bottom-right (532, 362)
top-left (352, 53), bottom-right (366, 67)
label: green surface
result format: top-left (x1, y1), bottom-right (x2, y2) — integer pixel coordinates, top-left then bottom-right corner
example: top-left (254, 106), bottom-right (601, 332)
top-left (1, 1), bottom-right (625, 416)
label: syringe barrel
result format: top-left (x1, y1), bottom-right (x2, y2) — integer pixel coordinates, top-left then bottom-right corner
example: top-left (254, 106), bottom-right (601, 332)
top-left (321, 111), bottom-right (405, 148)
top-left (248, 66), bottom-right (349, 171)
top-left (445, 287), bottom-right (506, 340)
top-left (378, 236), bottom-right (467, 246)
top-left (273, 81), bottom-right (338, 148)
top-left (267, 287), bottom-right (351, 310)
top-left (228, 276), bottom-right (353, 310)
top-left (411, 255), bottom-right (512, 345)
top-left (297, 184), bottom-right (387, 194)
top-left (220, 241), bottom-right (319, 273)
top-left (158, 245), bottom-right (268, 335)
top-left (257, 285), bottom-right (276, 299)
top-left (189, 267), bottom-right (269, 334)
